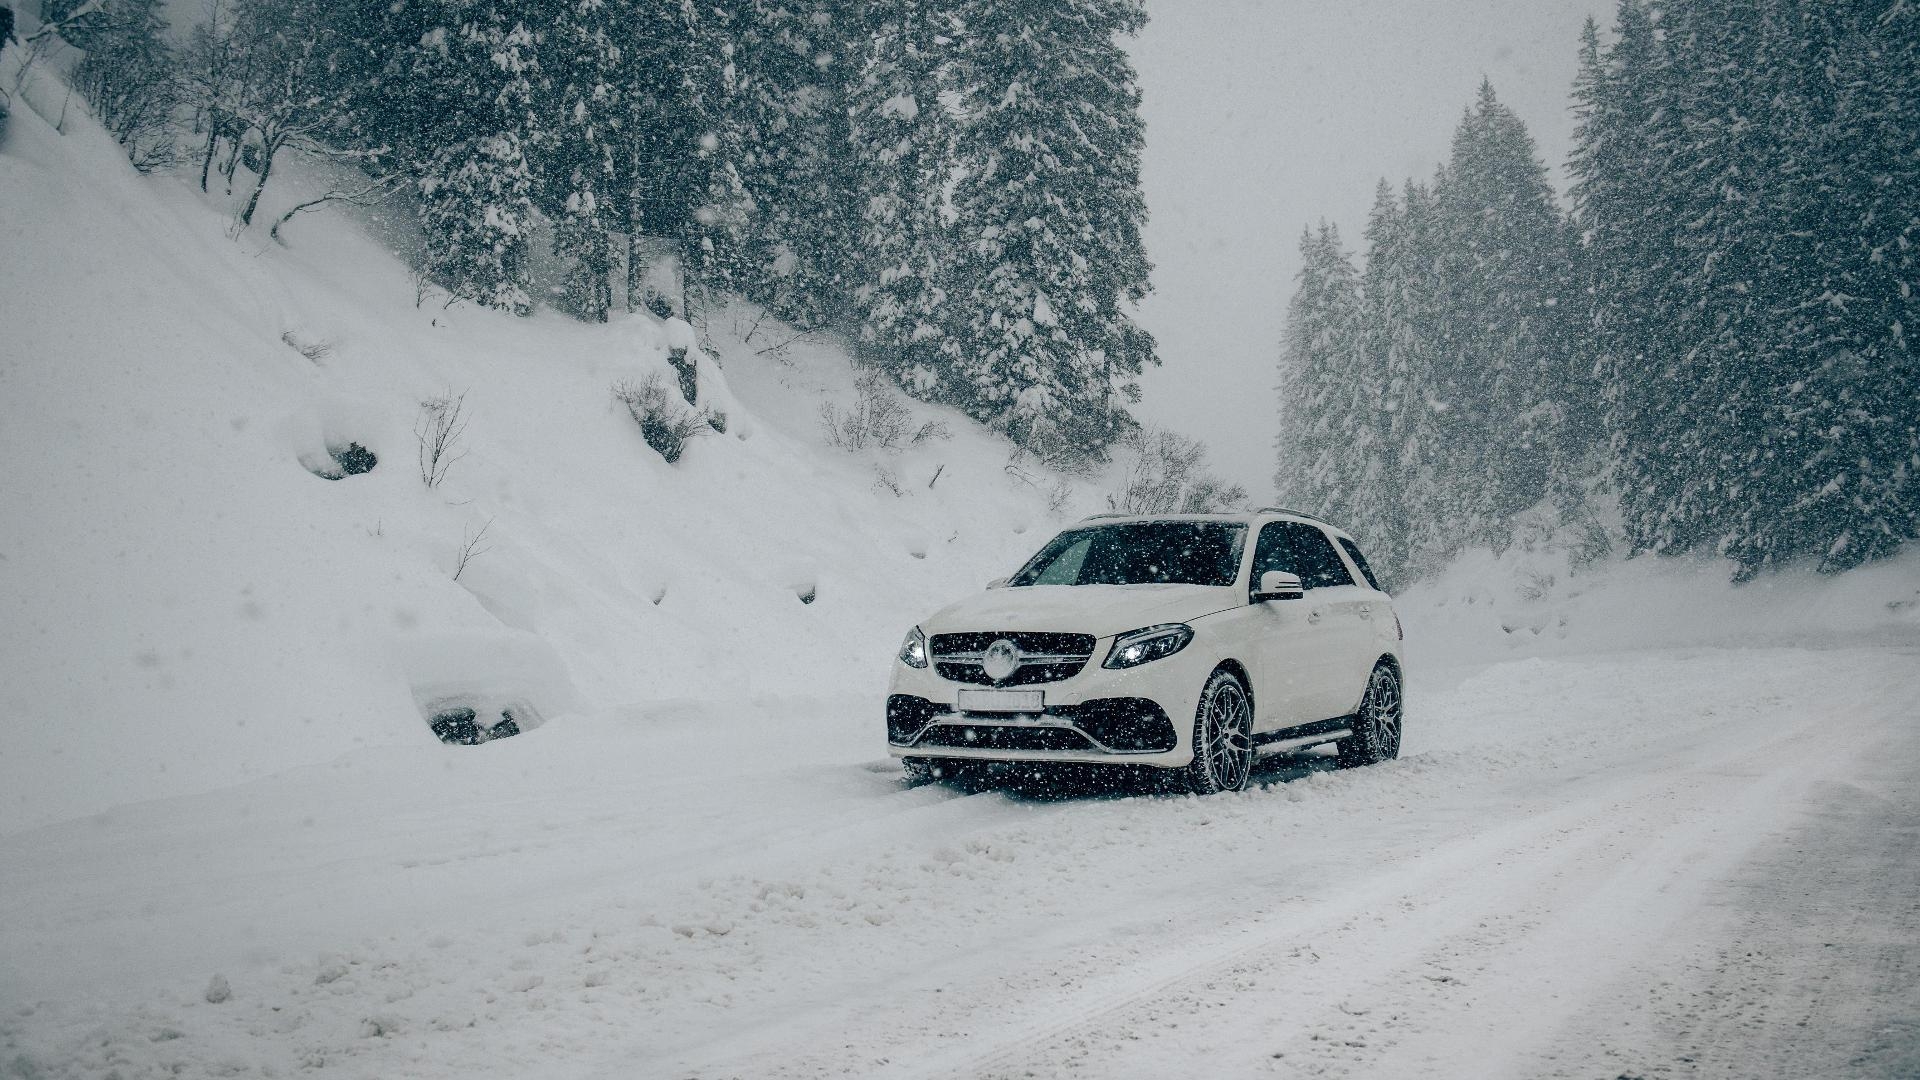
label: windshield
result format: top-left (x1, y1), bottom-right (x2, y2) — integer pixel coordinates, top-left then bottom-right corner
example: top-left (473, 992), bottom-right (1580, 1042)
top-left (1008, 522), bottom-right (1247, 588)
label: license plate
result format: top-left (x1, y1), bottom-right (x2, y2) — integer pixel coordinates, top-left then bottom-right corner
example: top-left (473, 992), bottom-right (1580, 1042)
top-left (957, 688), bottom-right (1044, 713)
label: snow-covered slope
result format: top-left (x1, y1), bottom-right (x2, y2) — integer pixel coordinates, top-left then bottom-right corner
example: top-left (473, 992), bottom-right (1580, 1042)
top-left (0, 79), bottom-right (1081, 834)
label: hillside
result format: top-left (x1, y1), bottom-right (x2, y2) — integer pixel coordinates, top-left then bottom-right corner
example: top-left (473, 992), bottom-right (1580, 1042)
top-left (0, 72), bottom-right (1082, 834)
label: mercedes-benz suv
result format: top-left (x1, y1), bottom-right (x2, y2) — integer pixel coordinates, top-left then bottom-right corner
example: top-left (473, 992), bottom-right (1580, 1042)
top-left (887, 510), bottom-right (1403, 793)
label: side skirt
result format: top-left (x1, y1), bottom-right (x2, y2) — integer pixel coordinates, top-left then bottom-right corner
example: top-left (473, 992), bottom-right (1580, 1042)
top-left (1252, 716), bottom-right (1353, 757)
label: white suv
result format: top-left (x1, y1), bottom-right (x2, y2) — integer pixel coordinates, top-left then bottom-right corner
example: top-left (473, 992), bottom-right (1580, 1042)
top-left (887, 511), bottom-right (1403, 793)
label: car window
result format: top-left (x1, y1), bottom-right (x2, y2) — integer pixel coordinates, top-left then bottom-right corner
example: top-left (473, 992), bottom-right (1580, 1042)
top-left (1336, 536), bottom-right (1385, 592)
top-left (1030, 534), bottom-right (1092, 585)
top-left (1009, 522), bottom-right (1247, 588)
top-left (1252, 522), bottom-right (1295, 581)
top-left (1280, 522), bottom-right (1354, 589)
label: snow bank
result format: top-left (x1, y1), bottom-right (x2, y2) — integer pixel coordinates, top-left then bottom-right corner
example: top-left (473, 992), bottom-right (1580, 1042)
top-left (1398, 541), bottom-right (1920, 672)
top-left (0, 83), bottom-right (1072, 833)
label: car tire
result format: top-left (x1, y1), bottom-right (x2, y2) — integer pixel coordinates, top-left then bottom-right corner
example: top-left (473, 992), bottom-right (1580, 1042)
top-left (901, 757), bottom-right (937, 784)
top-left (1186, 669), bottom-right (1254, 795)
top-left (1336, 662), bottom-right (1403, 768)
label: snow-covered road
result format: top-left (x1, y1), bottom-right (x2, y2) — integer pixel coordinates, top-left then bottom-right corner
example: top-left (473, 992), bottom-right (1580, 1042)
top-left (3, 639), bottom-right (1916, 1079)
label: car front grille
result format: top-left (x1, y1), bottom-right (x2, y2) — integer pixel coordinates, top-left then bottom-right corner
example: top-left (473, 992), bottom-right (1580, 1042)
top-left (894, 698), bottom-right (1176, 756)
top-left (929, 631), bottom-right (1097, 687)
top-left (914, 724), bottom-right (1095, 753)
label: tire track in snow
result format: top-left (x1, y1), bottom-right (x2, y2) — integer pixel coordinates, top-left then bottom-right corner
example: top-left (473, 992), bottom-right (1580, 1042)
top-left (660, 650), bottom-right (1901, 1080)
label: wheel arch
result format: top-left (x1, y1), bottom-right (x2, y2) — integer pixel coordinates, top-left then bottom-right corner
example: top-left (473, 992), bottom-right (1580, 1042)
top-left (1375, 653), bottom-right (1402, 684)
top-left (1212, 657), bottom-right (1253, 709)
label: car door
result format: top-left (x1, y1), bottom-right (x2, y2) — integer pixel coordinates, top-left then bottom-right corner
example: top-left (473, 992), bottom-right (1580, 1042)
top-left (1245, 522), bottom-right (1347, 730)
top-left (1283, 523), bottom-right (1375, 717)
top-left (1334, 533), bottom-right (1398, 669)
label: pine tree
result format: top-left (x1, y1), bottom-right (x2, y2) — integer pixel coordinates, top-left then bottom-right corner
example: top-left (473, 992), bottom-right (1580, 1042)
top-left (718, 0), bottom-right (864, 327)
top-left (940, 0), bottom-right (1155, 458)
top-left (1388, 176), bottom-right (1457, 575)
top-left (408, 1), bottom-right (549, 314)
top-left (545, 0), bottom-right (627, 321)
top-left (846, 0), bottom-right (960, 395)
top-left (1428, 81), bottom-right (1580, 548)
top-left (1275, 224), bottom-right (1365, 530)
top-left (611, 0), bottom-right (716, 312)
top-left (1572, 0), bottom-right (1918, 576)
top-left (1344, 180), bottom-right (1430, 581)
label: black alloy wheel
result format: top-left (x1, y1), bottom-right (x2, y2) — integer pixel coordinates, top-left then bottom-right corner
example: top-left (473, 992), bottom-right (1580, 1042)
top-left (1337, 662), bottom-right (1403, 768)
top-left (1187, 669), bottom-right (1254, 795)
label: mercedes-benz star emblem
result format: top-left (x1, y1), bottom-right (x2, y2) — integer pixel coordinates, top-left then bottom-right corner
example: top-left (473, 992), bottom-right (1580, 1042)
top-left (982, 639), bottom-right (1022, 684)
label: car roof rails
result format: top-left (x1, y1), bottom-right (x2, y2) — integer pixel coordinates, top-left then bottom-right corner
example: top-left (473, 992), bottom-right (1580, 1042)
top-left (1255, 506), bottom-right (1327, 521)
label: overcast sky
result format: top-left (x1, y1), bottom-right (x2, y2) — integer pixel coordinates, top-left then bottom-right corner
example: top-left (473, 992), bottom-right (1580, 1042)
top-left (1127, 0), bottom-right (1604, 502)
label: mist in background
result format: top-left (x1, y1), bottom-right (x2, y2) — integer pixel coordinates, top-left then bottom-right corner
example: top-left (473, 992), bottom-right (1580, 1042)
top-left (1129, 0), bottom-right (1603, 499)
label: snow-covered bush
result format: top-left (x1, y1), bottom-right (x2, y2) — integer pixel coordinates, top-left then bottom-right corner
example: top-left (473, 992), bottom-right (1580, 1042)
top-left (614, 374), bottom-right (710, 464)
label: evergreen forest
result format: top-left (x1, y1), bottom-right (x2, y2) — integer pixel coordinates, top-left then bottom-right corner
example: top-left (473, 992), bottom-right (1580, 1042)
top-left (1275, 0), bottom-right (1918, 584)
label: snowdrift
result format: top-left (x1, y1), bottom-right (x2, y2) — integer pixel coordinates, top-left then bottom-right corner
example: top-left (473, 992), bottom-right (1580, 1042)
top-left (1397, 535), bottom-right (1920, 672)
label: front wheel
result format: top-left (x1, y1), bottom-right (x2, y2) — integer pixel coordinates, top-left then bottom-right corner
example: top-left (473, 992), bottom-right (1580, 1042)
top-left (1187, 669), bottom-right (1254, 794)
top-left (1337, 662), bottom-right (1403, 768)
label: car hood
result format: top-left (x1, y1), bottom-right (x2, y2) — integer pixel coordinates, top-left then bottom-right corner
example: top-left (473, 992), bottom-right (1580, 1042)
top-left (923, 583), bottom-right (1243, 640)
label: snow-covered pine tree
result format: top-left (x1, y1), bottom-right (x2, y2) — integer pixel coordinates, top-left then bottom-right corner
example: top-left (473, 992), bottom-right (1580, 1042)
top-left (1426, 81), bottom-right (1579, 551)
top-left (544, 0), bottom-right (627, 321)
top-left (1275, 223), bottom-right (1365, 533)
top-left (672, 2), bottom-right (760, 309)
top-left (1711, 0), bottom-right (1919, 572)
top-left (1575, 0), bottom-right (1917, 576)
top-left (846, 0), bottom-right (960, 395)
top-left (409, 0), bottom-right (549, 314)
top-left (716, 0), bottom-right (864, 328)
top-left (941, 0), bottom-right (1155, 458)
top-left (1343, 180), bottom-right (1430, 583)
top-left (1776, 0), bottom-right (1920, 570)
top-left (608, 0), bottom-right (713, 312)
top-left (1384, 176), bottom-right (1457, 576)
top-left (1571, 0), bottom-right (1703, 558)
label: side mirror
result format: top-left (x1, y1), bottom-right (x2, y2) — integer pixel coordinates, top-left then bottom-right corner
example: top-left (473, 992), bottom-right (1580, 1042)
top-left (1253, 570), bottom-right (1305, 602)
top-left (986, 577), bottom-right (1009, 590)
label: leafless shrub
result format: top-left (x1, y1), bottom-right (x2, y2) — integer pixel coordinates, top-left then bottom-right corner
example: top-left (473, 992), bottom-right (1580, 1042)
top-left (872, 464), bottom-right (903, 497)
top-left (614, 374), bottom-right (710, 464)
top-left (1106, 425), bottom-right (1248, 515)
top-left (281, 330), bottom-right (332, 363)
top-left (452, 518), bottom-right (492, 581)
top-left (1046, 478), bottom-right (1075, 517)
top-left (822, 372), bottom-right (950, 452)
top-left (416, 391), bottom-right (470, 488)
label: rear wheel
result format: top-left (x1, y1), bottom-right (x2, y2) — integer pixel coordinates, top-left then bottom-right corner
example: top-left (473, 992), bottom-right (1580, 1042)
top-left (1337, 662), bottom-right (1402, 768)
top-left (1186, 669), bottom-right (1254, 794)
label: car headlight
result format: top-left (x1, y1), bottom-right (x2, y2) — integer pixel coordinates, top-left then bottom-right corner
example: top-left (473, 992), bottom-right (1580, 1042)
top-left (1103, 623), bottom-right (1194, 669)
top-left (898, 626), bottom-right (929, 669)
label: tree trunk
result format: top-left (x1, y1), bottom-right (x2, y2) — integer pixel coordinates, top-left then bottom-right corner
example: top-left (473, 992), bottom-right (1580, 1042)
top-left (220, 133), bottom-right (243, 194)
top-left (198, 125), bottom-right (220, 192)
top-left (239, 134), bottom-right (280, 226)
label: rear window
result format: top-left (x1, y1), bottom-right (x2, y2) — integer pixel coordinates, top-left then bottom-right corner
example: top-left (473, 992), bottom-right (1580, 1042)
top-left (1336, 536), bottom-right (1384, 592)
top-left (1010, 522), bottom-right (1248, 588)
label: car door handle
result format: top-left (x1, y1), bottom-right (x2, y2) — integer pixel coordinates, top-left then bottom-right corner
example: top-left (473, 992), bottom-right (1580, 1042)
top-left (1358, 605), bottom-right (1373, 619)
top-left (1307, 608), bottom-right (1323, 624)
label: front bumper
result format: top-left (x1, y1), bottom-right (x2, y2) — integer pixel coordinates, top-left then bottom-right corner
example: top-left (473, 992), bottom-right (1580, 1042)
top-left (886, 636), bottom-right (1218, 768)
